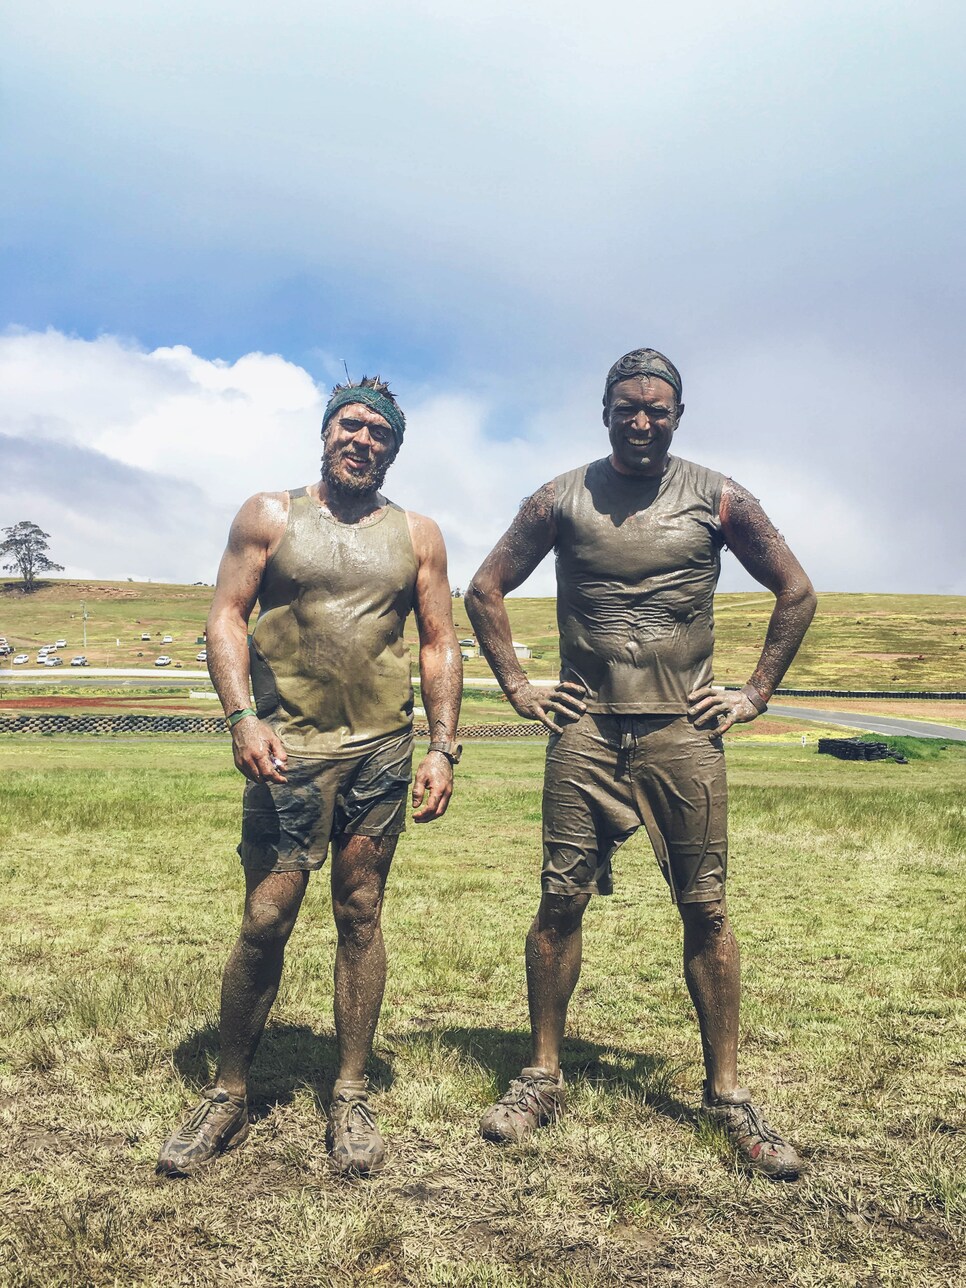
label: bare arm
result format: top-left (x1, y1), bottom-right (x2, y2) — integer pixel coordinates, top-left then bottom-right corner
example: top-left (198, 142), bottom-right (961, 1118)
top-left (208, 491), bottom-right (291, 782)
top-left (465, 483), bottom-right (586, 730)
top-left (407, 512), bottom-right (462, 822)
top-left (689, 479), bottom-right (817, 735)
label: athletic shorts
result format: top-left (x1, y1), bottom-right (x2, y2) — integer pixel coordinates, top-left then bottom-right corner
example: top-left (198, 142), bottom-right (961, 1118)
top-left (237, 728), bottom-right (414, 873)
top-left (542, 713), bottom-right (727, 904)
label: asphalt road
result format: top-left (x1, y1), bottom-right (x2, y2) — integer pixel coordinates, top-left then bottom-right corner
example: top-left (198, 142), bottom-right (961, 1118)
top-left (768, 704), bottom-right (965, 742)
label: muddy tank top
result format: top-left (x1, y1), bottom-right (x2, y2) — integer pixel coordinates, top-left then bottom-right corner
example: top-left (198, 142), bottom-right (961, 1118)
top-left (249, 488), bottom-right (418, 756)
top-left (553, 455), bottom-right (726, 714)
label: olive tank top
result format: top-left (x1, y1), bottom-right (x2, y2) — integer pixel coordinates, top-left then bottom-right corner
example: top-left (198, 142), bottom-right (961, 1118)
top-left (249, 488), bottom-right (418, 756)
top-left (553, 455), bottom-right (726, 714)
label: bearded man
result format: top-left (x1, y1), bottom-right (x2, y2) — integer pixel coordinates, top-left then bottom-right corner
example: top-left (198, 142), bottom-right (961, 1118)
top-left (466, 348), bottom-right (816, 1179)
top-left (158, 377), bottom-right (462, 1178)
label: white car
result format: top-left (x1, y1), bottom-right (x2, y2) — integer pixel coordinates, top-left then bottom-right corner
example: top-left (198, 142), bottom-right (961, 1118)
top-left (38, 647), bottom-right (50, 657)
top-left (55, 639), bottom-right (67, 648)
top-left (141, 632), bottom-right (151, 641)
top-left (155, 655), bottom-right (172, 667)
top-left (161, 634), bottom-right (173, 644)
top-left (45, 656), bottom-right (64, 667)
top-left (70, 656), bottom-right (88, 666)
top-left (196, 649), bottom-right (208, 662)
top-left (13, 654), bottom-right (29, 665)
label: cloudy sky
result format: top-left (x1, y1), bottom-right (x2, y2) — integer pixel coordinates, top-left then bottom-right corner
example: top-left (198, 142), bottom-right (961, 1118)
top-left (2, 0), bottom-right (964, 595)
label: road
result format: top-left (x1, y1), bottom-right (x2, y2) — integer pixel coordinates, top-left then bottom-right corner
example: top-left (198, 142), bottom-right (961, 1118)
top-left (768, 704), bottom-right (966, 742)
top-left (2, 671), bottom-right (963, 740)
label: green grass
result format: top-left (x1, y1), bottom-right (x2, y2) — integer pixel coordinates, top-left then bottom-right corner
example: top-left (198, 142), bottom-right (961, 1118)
top-left (1, 738), bottom-right (964, 1286)
top-left (3, 580), bottom-right (965, 690)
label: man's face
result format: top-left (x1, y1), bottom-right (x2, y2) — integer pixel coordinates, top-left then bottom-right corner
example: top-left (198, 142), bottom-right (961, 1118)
top-left (604, 376), bottom-right (682, 477)
top-left (321, 403), bottom-right (398, 497)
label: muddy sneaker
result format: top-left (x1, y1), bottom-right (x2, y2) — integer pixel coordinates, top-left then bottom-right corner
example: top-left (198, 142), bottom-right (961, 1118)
top-left (326, 1079), bottom-right (385, 1177)
top-left (155, 1088), bottom-right (249, 1177)
top-left (702, 1086), bottom-right (802, 1180)
top-left (480, 1067), bottom-right (567, 1144)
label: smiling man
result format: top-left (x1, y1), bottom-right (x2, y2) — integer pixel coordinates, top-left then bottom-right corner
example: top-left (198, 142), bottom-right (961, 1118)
top-left (157, 377), bottom-right (462, 1179)
top-left (466, 348), bottom-right (816, 1179)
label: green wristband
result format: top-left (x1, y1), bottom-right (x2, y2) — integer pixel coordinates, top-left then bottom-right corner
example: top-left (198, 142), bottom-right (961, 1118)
top-left (227, 706), bottom-right (258, 729)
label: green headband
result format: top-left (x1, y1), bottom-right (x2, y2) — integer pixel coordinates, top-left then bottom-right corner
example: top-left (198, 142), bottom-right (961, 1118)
top-left (322, 385), bottom-right (406, 445)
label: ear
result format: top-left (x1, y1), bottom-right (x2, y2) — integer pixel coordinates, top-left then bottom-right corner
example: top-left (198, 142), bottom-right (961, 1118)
top-left (674, 402), bottom-right (685, 425)
top-left (601, 403), bottom-right (610, 428)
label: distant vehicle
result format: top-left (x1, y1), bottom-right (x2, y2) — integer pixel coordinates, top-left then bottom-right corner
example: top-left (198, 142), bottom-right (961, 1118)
top-left (70, 656), bottom-right (89, 667)
top-left (196, 649), bottom-right (208, 662)
top-left (141, 633), bottom-right (151, 641)
top-left (38, 647), bottom-right (50, 657)
top-left (45, 656), bottom-right (64, 667)
top-left (0, 644), bottom-right (11, 656)
top-left (155, 655), bottom-right (172, 667)
top-left (13, 654), bottom-right (29, 665)
top-left (161, 634), bottom-right (173, 644)
top-left (55, 639), bottom-right (67, 648)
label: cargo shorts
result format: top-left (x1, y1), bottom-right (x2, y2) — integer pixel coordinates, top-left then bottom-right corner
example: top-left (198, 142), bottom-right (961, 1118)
top-left (542, 713), bottom-right (727, 904)
top-left (238, 728), bottom-right (414, 873)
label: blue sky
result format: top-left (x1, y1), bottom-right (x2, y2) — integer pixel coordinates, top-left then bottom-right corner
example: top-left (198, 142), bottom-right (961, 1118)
top-left (2, 0), bottom-right (964, 594)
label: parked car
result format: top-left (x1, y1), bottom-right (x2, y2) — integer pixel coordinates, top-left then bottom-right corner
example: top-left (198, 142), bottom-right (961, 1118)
top-left (154, 655), bottom-right (172, 667)
top-left (37, 647), bottom-right (50, 658)
top-left (0, 644), bottom-right (11, 657)
top-left (70, 656), bottom-right (88, 666)
top-left (141, 633), bottom-right (151, 641)
top-left (196, 649), bottom-right (208, 662)
top-left (13, 654), bottom-right (29, 665)
top-left (45, 656), bottom-right (64, 667)
top-left (55, 639), bottom-right (67, 648)
top-left (161, 634), bottom-right (173, 644)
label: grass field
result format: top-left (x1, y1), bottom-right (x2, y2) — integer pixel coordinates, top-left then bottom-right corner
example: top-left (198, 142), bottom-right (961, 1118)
top-left (1, 738), bottom-right (964, 1287)
top-left (2, 580), bottom-right (965, 691)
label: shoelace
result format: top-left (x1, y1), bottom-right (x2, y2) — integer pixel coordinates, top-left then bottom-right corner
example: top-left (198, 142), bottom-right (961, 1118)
top-left (338, 1097), bottom-right (378, 1134)
top-left (182, 1096), bottom-right (226, 1134)
top-left (502, 1077), bottom-right (556, 1112)
top-left (731, 1101), bottom-right (784, 1148)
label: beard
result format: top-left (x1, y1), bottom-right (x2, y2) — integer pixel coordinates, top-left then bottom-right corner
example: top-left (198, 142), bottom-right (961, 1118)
top-left (320, 437), bottom-right (394, 498)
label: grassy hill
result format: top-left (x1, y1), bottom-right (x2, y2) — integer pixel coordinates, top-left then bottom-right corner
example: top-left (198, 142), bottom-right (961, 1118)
top-left (2, 579), bottom-right (964, 691)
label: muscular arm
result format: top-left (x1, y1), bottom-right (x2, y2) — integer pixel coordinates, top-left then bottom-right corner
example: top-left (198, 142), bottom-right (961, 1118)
top-left (407, 513), bottom-right (462, 821)
top-left (688, 479), bottom-right (817, 734)
top-left (207, 491), bottom-right (291, 781)
top-left (465, 483), bottom-right (586, 730)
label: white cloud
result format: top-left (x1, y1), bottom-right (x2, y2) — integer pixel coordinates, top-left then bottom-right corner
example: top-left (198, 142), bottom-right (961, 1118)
top-left (3, 327), bottom-right (962, 596)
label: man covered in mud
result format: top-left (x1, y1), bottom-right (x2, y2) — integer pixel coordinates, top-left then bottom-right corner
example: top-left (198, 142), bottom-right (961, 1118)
top-left (158, 377), bottom-right (462, 1179)
top-left (466, 348), bottom-right (816, 1178)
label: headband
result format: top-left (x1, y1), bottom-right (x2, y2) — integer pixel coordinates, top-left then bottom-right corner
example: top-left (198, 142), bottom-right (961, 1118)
top-left (603, 350), bottom-right (683, 404)
top-left (322, 385), bottom-right (406, 445)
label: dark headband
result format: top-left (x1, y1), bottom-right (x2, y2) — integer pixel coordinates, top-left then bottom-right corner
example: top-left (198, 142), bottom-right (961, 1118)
top-left (603, 349), bottom-right (683, 404)
top-left (322, 385), bottom-right (406, 445)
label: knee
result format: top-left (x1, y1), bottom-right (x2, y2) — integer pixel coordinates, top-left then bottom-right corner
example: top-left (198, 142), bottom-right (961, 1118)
top-left (680, 899), bottom-right (730, 939)
top-left (333, 884), bottom-right (382, 949)
top-left (241, 897), bottom-right (299, 949)
top-left (536, 892), bottom-right (590, 938)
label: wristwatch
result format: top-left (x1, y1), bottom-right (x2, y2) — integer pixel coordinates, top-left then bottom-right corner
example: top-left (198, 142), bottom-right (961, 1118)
top-left (428, 739), bottom-right (462, 765)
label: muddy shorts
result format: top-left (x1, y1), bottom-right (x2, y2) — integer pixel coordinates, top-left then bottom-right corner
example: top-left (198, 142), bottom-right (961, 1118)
top-left (238, 728), bottom-right (414, 873)
top-left (542, 713), bottom-right (727, 904)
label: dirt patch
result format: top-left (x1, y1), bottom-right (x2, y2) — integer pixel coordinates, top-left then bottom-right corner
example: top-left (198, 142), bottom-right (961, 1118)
top-left (0, 696), bottom-right (200, 712)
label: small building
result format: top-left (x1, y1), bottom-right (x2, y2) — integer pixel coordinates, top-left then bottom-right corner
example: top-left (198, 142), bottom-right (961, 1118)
top-left (511, 640), bottom-right (531, 659)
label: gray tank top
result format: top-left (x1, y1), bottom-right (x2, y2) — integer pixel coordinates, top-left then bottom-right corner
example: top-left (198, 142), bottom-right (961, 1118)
top-left (249, 488), bottom-right (418, 756)
top-left (554, 456), bottom-right (726, 714)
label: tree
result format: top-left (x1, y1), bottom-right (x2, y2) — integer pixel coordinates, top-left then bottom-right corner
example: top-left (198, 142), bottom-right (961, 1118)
top-left (1, 521), bottom-right (64, 592)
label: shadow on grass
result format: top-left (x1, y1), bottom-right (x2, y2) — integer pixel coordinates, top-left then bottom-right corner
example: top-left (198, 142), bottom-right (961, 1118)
top-left (172, 1022), bottom-right (395, 1117)
top-left (436, 1025), bottom-right (697, 1125)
